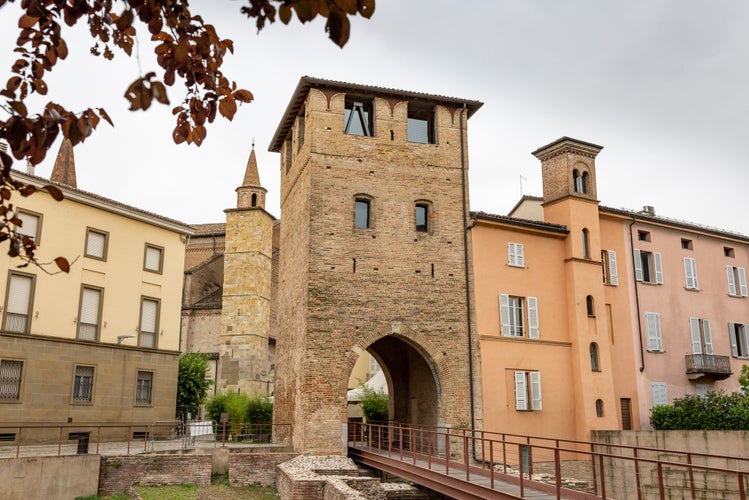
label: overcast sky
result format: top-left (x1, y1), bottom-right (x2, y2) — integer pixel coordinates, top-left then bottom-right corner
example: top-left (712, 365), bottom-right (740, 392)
top-left (2, 1), bottom-right (748, 235)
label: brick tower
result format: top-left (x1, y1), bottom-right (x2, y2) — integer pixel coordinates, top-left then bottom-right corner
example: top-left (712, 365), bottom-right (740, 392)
top-left (270, 77), bottom-right (483, 454)
top-left (218, 146), bottom-right (275, 396)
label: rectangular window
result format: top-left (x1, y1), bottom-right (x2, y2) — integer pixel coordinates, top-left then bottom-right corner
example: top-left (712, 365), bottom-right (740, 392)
top-left (344, 97), bottom-right (374, 137)
top-left (681, 238), bottom-right (693, 250)
top-left (724, 246), bottom-right (735, 258)
top-left (683, 257), bottom-right (699, 290)
top-left (72, 366), bottom-right (94, 403)
top-left (499, 294), bottom-right (539, 339)
top-left (508, 243), bottom-right (525, 267)
top-left (3, 272), bottom-right (35, 333)
top-left (144, 244), bottom-right (163, 273)
top-left (355, 199), bottom-right (371, 229)
top-left (726, 266), bottom-right (748, 297)
top-left (634, 250), bottom-right (663, 284)
top-left (689, 318), bottom-right (713, 355)
top-left (514, 371), bottom-right (542, 411)
top-left (139, 298), bottom-right (159, 348)
top-left (77, 286), bottom-right (102, 341)
top-left (0, 359), bottom-right (23, 401)
top-left (637, 230), bottom-right (650, 242)
top-left (645, 312), bottom-right (663, 351)
top-left (407, 104), bottom-right (435, 144)
top-left (619, 398), bottom-right (632, 430)
top-left (729, 322), bottom-right (749, 358)
top-left (415, 204), bottom-right (428, 232)
top-left (651, 382), bottom-right (668, 407)
top-left (296, 112), bottom-right (305, 151)
top-left (84, 228), bottom-right (108, 260)
top-left (284, 139), bottom-right (292, 174)
top-left (601, 250), bottom-right (619, 286)
top-left (16, 209), bottom-right (41, 243)
top-left (135, 371), bottom-right (153, 405)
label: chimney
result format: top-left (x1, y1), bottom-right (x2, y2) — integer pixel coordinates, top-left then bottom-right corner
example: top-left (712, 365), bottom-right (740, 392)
top-left (642, 205), bottom-right (655, 216)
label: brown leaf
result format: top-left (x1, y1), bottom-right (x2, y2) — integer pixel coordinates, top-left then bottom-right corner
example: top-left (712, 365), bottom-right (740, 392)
top-left (279, 4), bottom-right (292, 24)
top-left (43, 185), bottom-right (64, 201)
top-left (33, 79), bottom-right (48, 95)
top-left (54, 256), bottom-right (70, 273)
top-left (19, 185), bottom-right (37, 197)
top-left (233, 89), bottom-right (254, 103)
top-left (97, 108), bottom-right (114, 126)
top-left (327, 9), bottom-right (350, 47)
top-left (18, 14), bottom-right (39, 29)
top-left (218, 96), bottom-right (237, 120)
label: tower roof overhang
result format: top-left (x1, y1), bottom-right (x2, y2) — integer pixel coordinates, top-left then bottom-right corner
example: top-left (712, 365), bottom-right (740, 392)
top-left (269, 76), bottom-right (483, 152)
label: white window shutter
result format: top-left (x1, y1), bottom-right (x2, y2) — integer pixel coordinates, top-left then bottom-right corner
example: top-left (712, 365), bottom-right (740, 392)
top-left (634, 249), bottom-right (643, 282)
top-left (17, 212), bottom-right (38, 239)
top-left (702, 319), bottom-right (713, 355)
top-left (689, 318), bottom-right (702, 354)
top-left (727, 266), bottom-right (737, 295)
top-left (517, 244), bottom-right (524, 267)
top-left (692, 259), bottom-right (699, 289)
top-left (527, 297), bottom-right (539, 339)
top-left (654, 252), bottom-right (664, 284)
top-left (86, 231), bottom-right (106, 258)
top-left (508, 243), bottom-right (516, 266)
top-left (529, 371), bottom-right (542, 410)
top-left (499, 294), bottom-right (510, 336)
top-left (608, 250), bottom-right (618, 286)
top-left (684, 258), bottom-right (698, 289)
top-left (646, 312), bottom-right (661, 351)
top-left (145, 246), bottom-right (162, 271)
top-left (652, 382), bottom-right (668, 406)
top-left (739, 268), bottom-right (748, 297)
top-left (514, 371), bottom-right (527, 410)
top-left (729, 323), bottom-right (738, 357)
top-left (7, 274), bottom-right (32, 315)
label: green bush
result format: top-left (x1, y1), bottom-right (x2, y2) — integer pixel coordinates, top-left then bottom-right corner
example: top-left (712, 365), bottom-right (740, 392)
top-left (205, 391), bottom-right (249, 424)
top-left (246, 397), bottom-right (273, 433)
top-left (650, 390), bottom-right (749, 430)
top-left (359, 385), bottom-right (389, 423)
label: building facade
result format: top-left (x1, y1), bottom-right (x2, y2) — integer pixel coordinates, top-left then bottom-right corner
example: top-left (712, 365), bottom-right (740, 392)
top-left (0, 141), bottom-right (192, 428)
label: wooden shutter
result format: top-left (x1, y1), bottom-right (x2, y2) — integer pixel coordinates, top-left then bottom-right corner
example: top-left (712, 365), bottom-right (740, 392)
top-left (729, 323), bottom-right (738, 357)
top-left (646, 313), bottom-right (661, 351)
top-left (608, 250), bottom-right (618, 286)
top-left (514, 371), bottom-right (527, 410)
top-left (727, 266), bottom-right (737, 295)
top-left (529, 371), bottom-right (542, 410)
top-left (527, 297), bottom-right (539, 339)
top-left (651, 383), bottom-right (667, 406)
top-left (499, 294), bottom-right (510, 336)
top-left (654, 252), bottom-right (663, 284)
top-left (689, 317), bottom-right (702, 354)
top-left (739, 268), bottom-right (748, 297)
top-left (516, 243), bottom-right (524, 267)
top-left (634, 249), bottom-right (643, 281)
top-left (702, 319), bottom-right (713, 355)
top-left (684, 258), bottom-right (698, 289)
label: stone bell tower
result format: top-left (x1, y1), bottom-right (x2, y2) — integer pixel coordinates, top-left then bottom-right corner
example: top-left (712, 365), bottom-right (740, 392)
top-left (218, 145), bottom-right (275, 396)
top-left (270, 77), bottom-right (484, 454)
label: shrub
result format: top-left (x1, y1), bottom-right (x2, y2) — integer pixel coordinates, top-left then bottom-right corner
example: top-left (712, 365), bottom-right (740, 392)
top-left (650, 390), bottom-right (749, 430)
top-left (359, 385), bottom-right (389, 423)
top-left (205, 391), bottom-right (250, 424)
top-left (246, 397), bottom-right (273, 433)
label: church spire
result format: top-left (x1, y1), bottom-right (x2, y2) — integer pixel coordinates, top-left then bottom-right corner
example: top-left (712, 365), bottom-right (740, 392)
top-left (236, 141), bottom-right (267, 209)
top-left (50, 138), bottom-right (77, 188)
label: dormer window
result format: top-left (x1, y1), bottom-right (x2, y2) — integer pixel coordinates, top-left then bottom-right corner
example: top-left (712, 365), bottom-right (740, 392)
top-left (344, 97), bottom-right (374, 137)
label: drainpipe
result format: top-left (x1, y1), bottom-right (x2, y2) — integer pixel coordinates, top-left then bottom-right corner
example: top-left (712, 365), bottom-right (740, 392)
top-left (629, 216), bottom-right (646, 372)
top-left (458, 104), bottom-right (478, 458)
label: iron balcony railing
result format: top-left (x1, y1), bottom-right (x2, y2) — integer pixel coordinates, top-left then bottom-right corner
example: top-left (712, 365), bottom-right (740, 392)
top-left (685, 354), bottom-right (732, 377)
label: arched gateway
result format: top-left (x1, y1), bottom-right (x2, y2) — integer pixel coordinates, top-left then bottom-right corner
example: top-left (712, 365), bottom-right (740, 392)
top-left (270, 77), bottom-right (484, 454)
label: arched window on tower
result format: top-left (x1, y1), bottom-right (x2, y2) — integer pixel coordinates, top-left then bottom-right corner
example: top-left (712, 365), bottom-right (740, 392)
top-left (573, 169), bottom-right (582, 193)
top-left (582, 228), bottom-right (591, 259)
top-left (595, 399), bottom-right (604, 417)
top-left (251, 193), bottom-right (257, 207)
top-left (582, 171), bottom-right (590, 194)
top-left (586, 295), bottom-right (595, 316)
top-left (590, 342), bottom-right (600, 372)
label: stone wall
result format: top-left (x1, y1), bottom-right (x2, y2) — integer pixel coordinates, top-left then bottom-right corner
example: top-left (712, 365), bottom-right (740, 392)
top-left (0, 454), bottom-right (100, 500)
top-left (229, 452), bottom-right (298, 487)
top-left (99, 453), bottom-right (212, 495)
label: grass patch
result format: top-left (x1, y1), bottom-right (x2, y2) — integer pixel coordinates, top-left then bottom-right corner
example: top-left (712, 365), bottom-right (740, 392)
top-left (133, 484), bottom-right (198, 499)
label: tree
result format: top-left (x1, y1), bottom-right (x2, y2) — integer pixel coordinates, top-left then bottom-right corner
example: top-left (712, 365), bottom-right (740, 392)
top-left (176, 352), bottom-right (211, 417)
top-left (359, 385), bottom-right (388, 423)
top-left (740, 364), bottom-right (749, 392)
top-left (0, 0), bottom-right (375, 268)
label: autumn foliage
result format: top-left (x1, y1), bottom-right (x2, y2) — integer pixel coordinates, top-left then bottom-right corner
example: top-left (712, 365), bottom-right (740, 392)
top-left (0, 0), bottom-right (374, 269)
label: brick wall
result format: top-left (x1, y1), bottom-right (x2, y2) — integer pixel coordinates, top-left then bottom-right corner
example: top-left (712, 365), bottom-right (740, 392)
top-left (98, 453), bottom-right (211, 496)
top-left (229, 452), bottom-right (298, 487)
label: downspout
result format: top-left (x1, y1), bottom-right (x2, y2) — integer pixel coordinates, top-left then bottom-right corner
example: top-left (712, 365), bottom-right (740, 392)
top-left (629, 216), bottom-right (646, 372)
top-left (458, 104), bottom-right (478, 458)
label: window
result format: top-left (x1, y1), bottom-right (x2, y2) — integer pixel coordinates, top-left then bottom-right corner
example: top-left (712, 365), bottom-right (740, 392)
top-left (589, 343), bottom-right (600, 371)
top-left (726, 266), bottom-right (748, 297)
top-left (72, 366), bottom-right (94, 402)
top-left (729, 322), bottom-right (749, 358)
top-left (508, 242), bottom-right (524, 267)
top-left (683, 257), bottom-right (699, 290)
top-left (84, 228), bottom-right (108, 260)
top-left (689, 318), bottom-right (713, 355)
top-left (573, 169), bottom-right (589, 194)
top-left (3, 272), bottom-right (34, 333)
top-left (139, 297), bottom-right (160, 348)
top-left (514, 371), bottom-right (542, 411)
top-left (586, 295), bottom-right (595, 316)
top-left (0, 359), bottom-right (23, 401)
top-left (696, 384), bottom-right (710, 397)
top-left (284, 139), bottom-right (292, 174)
top-left (724, 247), bottom-right (735, 258)
top-left (16, 209), bottom-right (41, 243)
top-left (620, 399), bottom-right (632, 430)
top-left (77, 286), bottom-right (102, 341)
top-left (499, 294), bottom-right (539, 338)
top-left (407, 104), bottom-right (435, 144)
top-left (634, 249), bottom-right (663, 284)
top-left (651, 382), bottom-right (668, 407)
top-left (637, 230), bottom-right (650, 242)
top-left (135, 371), bottom-right (153, 405)
top-left (415, 204), bottom-right (428, 232)
top-left (582, 228), bottom-right (590, 259)
top-left (344, 97), bottom-right (374, 137)
top-left (595, 399), bottom-right (604, 417)
top-left (144, 244), bottom-right (163, 273)
top-left (296, 112), bottom-right (305, 151)
top-left (645, 312), bottom-right (663, 351)
top-left (355, 198), bottom-right (371, 229)
top-left (601, 250), bottom-right (619, 286)
top-left (681, 238), bottom-right (693, 250)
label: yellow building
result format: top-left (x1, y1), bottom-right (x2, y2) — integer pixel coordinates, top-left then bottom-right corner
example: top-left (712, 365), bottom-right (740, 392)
top-left (0, 140), bottom-right (193, 428)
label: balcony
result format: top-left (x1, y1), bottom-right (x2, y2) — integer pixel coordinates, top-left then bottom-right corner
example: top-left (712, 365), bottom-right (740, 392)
top-left (685, 354), bottom-right (732, 380)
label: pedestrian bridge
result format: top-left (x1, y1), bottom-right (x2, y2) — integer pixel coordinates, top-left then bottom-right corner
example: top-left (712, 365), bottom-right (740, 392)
top-left (348, 422), bottom-right (749, 499)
